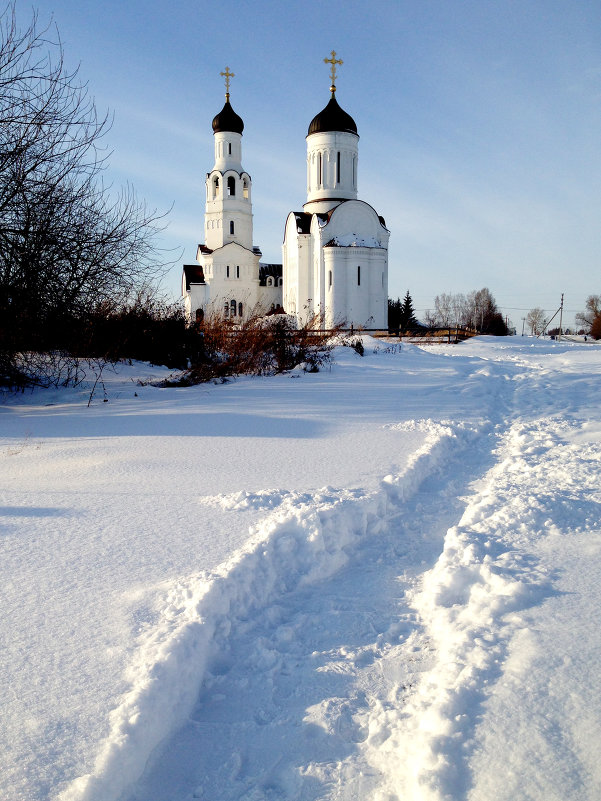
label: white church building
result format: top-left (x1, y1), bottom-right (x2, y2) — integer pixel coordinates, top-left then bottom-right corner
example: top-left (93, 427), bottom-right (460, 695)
top-left (183, 55), bottom-right (389, 329)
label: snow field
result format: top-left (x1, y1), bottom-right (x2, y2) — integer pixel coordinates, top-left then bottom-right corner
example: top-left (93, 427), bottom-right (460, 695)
top-left (61, 420), bottom-right (466, 801)
top-left (2, 337), bottom-right (600, 801)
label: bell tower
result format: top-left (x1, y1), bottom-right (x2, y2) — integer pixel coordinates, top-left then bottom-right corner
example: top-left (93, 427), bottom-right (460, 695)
top-left (204, 67), bottom-right (254, 251)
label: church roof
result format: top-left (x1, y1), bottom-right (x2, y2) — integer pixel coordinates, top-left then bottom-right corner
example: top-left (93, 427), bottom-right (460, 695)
top-left (182, 264), bottom-right (205, 290)
top-left (291, 211), bottom-right (331, 233)
top-left (212, 100), bottom-right (244, 134)
top-left (259, 263), bottom-right (283, 286)
top-left (308, 96), bottom-right (358, 136)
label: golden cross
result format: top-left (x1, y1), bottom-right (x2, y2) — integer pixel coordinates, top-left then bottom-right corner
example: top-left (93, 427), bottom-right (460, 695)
top-left (220, 66), bottom-right (234, 100)
top-left (324, 50), bottom-right (343, 94)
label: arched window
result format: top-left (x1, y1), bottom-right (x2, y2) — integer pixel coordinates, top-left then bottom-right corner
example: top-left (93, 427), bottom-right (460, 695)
top-left (238, 302), bottom-right (243, 317)
top-left (227, 176), bottom-right (235, 196)
top-left (357, 265), bottom-right (361, 286)
top-left (243, 179), bottom-right (249, 199)
top-left (231, 299), bottom-right (237, 316)
top-left (224, 301), bottom-right (229, 318)
top-left (329, 270), bottom-right (332, 288)
top-left (230, 220), bottom-right (235, 235)
top-left (267, 276), bottom-right (274, 287)
top-left (195, 308), bottom-right (204, 324)
top-left (213, 176), bottom-right (219, 197)
top-left (278, 277), bottom-right (283, 287)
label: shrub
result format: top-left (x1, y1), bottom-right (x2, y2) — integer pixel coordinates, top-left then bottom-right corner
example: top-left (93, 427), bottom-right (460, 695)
top-left (170, 311), bottom-right (341, 385)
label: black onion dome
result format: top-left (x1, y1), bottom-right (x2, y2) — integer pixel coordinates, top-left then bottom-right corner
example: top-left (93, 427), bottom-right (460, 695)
top-left (308, 96), bottom-right (357, 136)
top-left (212, 100), bottom-right (244, 134)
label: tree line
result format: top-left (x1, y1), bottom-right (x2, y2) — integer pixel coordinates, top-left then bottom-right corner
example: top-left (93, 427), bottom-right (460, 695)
top-left (389, 288), bottom-right (508, 335)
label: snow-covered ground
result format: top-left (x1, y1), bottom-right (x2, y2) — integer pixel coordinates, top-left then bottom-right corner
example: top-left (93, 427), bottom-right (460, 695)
top-left (1, 336), bottom-right (600, 801)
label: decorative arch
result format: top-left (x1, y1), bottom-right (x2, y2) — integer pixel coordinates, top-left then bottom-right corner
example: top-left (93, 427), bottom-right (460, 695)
top-left (227, 176), bottom-right (236, 196)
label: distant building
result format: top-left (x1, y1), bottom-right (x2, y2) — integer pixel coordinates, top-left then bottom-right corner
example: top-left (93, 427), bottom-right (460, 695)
top-left (183, 55), bottom-right (389, 329)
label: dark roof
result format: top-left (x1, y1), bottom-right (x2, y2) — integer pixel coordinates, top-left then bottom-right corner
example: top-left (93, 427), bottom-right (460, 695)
top-left (308, 96), bottom-right (358, 136)
top-left (212, 100), bottom-right (244, 134)
top-left (197, 244), bottom-right (213, 255)
top-left (183, 264), bottom-right (205, 291)
top-left (259, 263), bottom-right (282, 286)
top-left (293, 212), bottom-right (312, 234)
top-left (291, 211), bottom-right (332, 233)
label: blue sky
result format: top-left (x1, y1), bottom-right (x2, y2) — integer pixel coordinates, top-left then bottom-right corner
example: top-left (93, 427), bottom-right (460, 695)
top-left (29, 0), bottom-right (601, 326)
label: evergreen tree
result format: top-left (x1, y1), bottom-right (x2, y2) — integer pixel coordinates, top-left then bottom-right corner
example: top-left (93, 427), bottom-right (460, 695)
top-left (388, 297), bottom-right (402, 332)
top-left (400, 290), bottom-right (418, 330)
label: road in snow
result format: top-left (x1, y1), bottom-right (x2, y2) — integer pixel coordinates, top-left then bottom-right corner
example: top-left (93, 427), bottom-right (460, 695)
top-left (1, 337), bottom-right (600, 801)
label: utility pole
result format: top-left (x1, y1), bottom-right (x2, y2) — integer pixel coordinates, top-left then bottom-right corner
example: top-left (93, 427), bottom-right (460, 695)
top-left (558, 293), bottom-right (564, 342)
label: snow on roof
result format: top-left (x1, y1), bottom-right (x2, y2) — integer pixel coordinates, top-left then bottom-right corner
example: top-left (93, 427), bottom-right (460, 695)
top-left (325, 234), bottom-right (383, 248)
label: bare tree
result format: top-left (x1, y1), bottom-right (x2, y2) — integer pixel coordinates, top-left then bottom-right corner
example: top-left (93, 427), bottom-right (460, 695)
top-left (0, 3), bottom-right (169, 381)
top-left (526, 307), bottom-right (546, 335)
top-left (450, 292), bottom-right (468, 328)
top-left (428, 288), bottom-right (506, 334)
top-left (575, 295), bottom-right (601, 334)
top-left (434, 293), bottom-right (453, 327)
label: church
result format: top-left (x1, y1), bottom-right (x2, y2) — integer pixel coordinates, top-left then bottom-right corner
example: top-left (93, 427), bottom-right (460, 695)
top-left (182, 54), bottom-right (389, 329)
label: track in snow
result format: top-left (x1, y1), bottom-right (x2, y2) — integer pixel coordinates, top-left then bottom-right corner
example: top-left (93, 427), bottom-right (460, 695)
top-left (115, 418), bottom-right (506, 801)
top-left (58, 345), bottom-right (601, 801)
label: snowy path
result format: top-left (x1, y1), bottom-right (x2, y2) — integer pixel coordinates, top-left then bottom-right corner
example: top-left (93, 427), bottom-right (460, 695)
top-left (119, 422), bottom-right (482, 801)
top-left (116, 344), bottom-right (601, 801)
top-left (2, 338), bottom-right (600, 801)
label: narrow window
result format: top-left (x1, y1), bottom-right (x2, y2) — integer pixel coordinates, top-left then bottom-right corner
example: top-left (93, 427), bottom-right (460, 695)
top-left (236, 265), bottom-right (240, 278)
top-left (336, 151), bottom-right (340, 185)
top-left (231, 299), bottom-right (237, 316)
top-left (357, 265), bottom-right (361, 286)
top-left (382, 272), bottom-right (384, 287)
top-left (318, 152), bottom-right (322, 186)
top-left (243, 179), bottom-right (249, 199)
top-left (267, 277), bottom-right (273, 287)
top-left (329, 270), bottom-right (332, 288)
top-left (352, 156), bottom-right (356, 187)
top-left (227, 176), bottom-right (235, 196)
top-left (226, 265), bottom-right (230, 278)
top-left (228, 142), bottom-right (232, 155)
top-left (224, 302), bottom-right (229, 318)
top-left (230, 220), bottom-right (235, 235)
top-left (238, 302), bottom-right (243, 317)
top-left (213, 176), bottom-right (219, 197)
